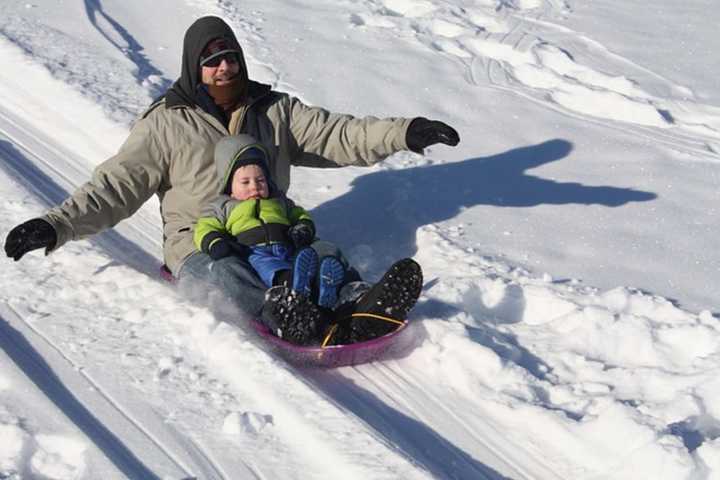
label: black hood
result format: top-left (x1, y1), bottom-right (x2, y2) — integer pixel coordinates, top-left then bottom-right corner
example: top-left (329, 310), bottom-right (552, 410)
top-left (165, 16), bottom-right (249, 107)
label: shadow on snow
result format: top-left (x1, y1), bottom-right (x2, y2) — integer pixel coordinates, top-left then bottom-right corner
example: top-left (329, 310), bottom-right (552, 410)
top-left (0, 312), bottom-right (162, 479)
top-left (304, 369), bottom-right (514, 480)
top-left (83, 0), bottom-right (171, 98)
top-left (312, 139), bottom-right (657, 271)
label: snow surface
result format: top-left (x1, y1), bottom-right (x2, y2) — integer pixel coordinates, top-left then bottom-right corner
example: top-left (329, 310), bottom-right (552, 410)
top-left (0, 0), bottom-right (719, 479)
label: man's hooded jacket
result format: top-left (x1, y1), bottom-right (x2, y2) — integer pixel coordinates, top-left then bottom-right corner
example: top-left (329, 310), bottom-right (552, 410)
top-left (41, 16), bottom-right (412, 275)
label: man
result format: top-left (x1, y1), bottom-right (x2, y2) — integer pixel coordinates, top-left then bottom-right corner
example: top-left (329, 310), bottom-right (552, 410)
top-left (4, 16), bottom-right (459, 335)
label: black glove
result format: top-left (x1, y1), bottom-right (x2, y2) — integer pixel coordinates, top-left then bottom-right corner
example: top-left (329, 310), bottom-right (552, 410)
top-left (287, 220), bottom-right (315, 249)
top-left (406, 117), bottom-right (460, 153)
top-left (4, 218), bottom-right (57, 261)
top-left (208, 238), bottom-right (250, 261)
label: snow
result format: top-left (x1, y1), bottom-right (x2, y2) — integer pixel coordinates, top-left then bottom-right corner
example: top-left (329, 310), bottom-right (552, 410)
top-left (0, 0), bottom-right (718, 479)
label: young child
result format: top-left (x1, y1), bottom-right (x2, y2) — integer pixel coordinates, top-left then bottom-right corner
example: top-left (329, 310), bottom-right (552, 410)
top-left (193, 135), bottom-right (347, 311)
top-left (194, 135), bottom-right (423, 348)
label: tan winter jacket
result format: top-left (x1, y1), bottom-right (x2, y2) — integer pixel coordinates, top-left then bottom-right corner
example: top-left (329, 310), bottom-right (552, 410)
top-left (42, 83), bottom-right (412, 274)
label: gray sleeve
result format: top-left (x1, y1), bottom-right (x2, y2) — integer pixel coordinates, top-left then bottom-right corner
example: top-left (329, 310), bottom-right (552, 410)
top-left (42, 116), bottom-right (167, 251)
top-left (287, 96), bottom-right (413, 168)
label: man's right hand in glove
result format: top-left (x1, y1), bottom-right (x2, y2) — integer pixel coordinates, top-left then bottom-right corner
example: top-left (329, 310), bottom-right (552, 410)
top-left (4, 218), bottom-right (57, 261)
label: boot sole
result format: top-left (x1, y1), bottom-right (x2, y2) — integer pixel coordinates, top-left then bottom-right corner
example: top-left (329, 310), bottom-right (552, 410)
top-left (317, 257), bottom-right (345, 309)
top-left (337, 258), bottom-right (423, 344)
top-left (265, 287), bottom-right (322, 346)
top-left (292, 248), bottom-right (319, 297)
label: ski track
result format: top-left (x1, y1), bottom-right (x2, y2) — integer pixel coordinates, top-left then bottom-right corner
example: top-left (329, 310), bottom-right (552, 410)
top-left (0, 107), bottom-right (162, 276)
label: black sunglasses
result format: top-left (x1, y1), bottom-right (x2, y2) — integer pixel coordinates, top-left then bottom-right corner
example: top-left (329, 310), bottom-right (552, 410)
top-left (201, 51), bottom-right (239, 68)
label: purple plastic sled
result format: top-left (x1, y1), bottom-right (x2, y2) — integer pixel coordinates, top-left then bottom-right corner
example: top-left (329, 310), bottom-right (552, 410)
top-left (251, 319), bottom-right (411, 368)
top-left (160, 265), bottom-right (412, 367)
top-left (160, 264), bottom-right (176, 283)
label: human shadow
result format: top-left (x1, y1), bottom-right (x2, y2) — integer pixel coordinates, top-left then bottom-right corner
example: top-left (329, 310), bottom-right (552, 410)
top-left (83, 0), bottom-right (171, 98)
top-left (303, 369), bottom-right (514, 480)
top-left (0, 139), bottom-right (159, 277)
top-left (312, 139), bottom-right (657, 271)
top-left (0, 312), bottom-right (162, 479)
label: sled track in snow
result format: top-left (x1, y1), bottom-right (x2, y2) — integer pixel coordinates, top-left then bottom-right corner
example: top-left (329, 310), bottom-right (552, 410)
top-left (0, 108), bottom-right (235, 480)
top-left (0, 302), bottom-right (205, 480)
top-left (366, 361), bottom-right (557, 479)
top-left (304, 359), bottom-right (554, 480)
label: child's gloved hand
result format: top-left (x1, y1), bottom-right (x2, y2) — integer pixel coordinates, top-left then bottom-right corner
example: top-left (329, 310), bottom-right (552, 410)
top-left (287, 220), bottom-right (315, 249)
top-left (208, 238), bottom-right (249, 260)
top-left (208, 239), bottom-right (232, 260)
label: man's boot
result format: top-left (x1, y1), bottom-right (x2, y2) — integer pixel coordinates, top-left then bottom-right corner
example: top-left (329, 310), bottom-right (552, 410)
top-left (329, 258), bottom-right (423, 345)
top-left (261, 286), bottom-right (327, 345)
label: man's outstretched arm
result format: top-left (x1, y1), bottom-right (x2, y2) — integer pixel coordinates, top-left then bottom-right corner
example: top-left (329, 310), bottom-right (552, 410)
top-left (287, 97), bottom-right (459, 168)
top-left (4, 119), bottom-right (166, 261)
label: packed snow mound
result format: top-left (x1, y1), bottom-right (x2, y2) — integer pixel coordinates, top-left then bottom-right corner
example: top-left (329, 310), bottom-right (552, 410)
top-left (411, 226), bottom-right (720, 478)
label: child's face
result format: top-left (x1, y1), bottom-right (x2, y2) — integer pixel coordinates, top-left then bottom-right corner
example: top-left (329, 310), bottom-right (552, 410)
top-left (230, 164), bottom-right (269, 200)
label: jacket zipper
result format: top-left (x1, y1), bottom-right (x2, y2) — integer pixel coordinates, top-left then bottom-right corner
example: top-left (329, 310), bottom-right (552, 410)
top-left (231, 90), bottom-right (270, 135)
top-left (255, 199), bottom-right (271, 244)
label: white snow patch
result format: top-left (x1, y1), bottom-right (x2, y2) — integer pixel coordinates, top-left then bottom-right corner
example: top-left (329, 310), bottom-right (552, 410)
top-left (381, 0), bottom-right (438, 18)
top-left (0, 422), bottom-right (28, 477)
top-left (30, 435), bottom-right (87, 480)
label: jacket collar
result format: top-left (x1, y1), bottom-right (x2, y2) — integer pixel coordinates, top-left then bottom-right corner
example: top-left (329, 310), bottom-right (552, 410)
top-left (165, 80), bottom-right (272, 110)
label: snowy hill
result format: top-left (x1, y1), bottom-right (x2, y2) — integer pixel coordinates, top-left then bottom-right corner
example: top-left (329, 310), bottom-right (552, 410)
top-left (1, 0), bottom-right (719, 478)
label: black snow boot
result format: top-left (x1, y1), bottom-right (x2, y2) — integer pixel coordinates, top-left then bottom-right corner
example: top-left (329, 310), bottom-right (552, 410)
top-left (261, 286), bottom-right (327, 346)
top-left (329, 258), bottom-right (423, 345)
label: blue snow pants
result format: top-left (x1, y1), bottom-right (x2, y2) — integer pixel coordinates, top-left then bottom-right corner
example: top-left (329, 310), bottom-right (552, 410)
top-left (247, 243), bottom-right (293, 288)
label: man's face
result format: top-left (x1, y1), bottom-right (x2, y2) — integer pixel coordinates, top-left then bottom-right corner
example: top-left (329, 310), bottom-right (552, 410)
top-left (230, 164), bottom-right (269, 201)
top-left (200, 39), bottom-right (240, 86)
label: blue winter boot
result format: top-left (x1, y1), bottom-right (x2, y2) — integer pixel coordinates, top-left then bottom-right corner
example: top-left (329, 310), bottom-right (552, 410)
top-left (317, 256), bottom-right (346, 309)
top-left (292, 247), bottom-right (319, 297)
